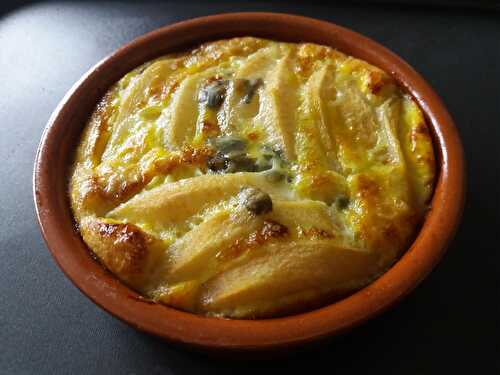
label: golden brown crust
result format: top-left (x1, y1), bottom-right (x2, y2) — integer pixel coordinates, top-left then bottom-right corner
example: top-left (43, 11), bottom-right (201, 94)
top-left (153, 146), bottom-right (214, 175)
top-left (218, 220), bottom-right (289, 262)
top-left (80, 219), bottom-right (162, 288)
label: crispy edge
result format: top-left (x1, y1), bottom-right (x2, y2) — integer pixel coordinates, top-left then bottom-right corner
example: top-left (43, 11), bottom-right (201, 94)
top-left (80, 218), bottom-right (161, 289)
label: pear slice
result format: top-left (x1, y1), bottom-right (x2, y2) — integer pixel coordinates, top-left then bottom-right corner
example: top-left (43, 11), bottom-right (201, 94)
top-left (161, 68), bottom-right (219, 148)
top-left (79, 217), bottom-right (165, 290)
top-left (107, 173), bottom-right (291, 234)
top-left (268, 200), bottom-right (337, 237)
top-left (256, 48), bottom-right (298, 161)
top-left (399, 97), bottom-right (436, 208)
top-left (299, 63), bottom-right (336, 161)
top-left (167, 209), bottom-right (262, 282)
top-left (200, 239), bottom-right (378, 317)
top-left (221, 45), bottom-right (278, 134)
top-left (102, 59), bottom-right (182, 160)
top-left (331, 77), bottom-right (380, 171)
top-left (168, 199), bottom-right (338, 283)
top-left (115, 59), bottom-right (180, 124)
top-left (166, 197), bottom-right (336, 280)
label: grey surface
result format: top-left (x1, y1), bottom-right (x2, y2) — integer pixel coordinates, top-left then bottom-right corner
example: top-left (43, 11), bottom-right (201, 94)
top-left (1, 1), bottom-right (499, 374)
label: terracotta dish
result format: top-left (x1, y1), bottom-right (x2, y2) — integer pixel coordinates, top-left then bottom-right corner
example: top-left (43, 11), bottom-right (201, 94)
top-left (34, 13), bottom-right (465, 351)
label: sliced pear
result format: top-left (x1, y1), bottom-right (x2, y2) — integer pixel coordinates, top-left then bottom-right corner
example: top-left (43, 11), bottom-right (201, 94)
top-left (268, 200), bottom-right (337, 237)
top-left (375, 98), bottom-right (405, 165)
top-left (255, 49), bottom-right (298, 160)
top-left (332, 76), bottom-right (380, 171)
top-left (115, 59), bottom-right (180, 124)
top-left (107, 173), bottom-right (291, 234)
top-left (168, 199), bottom-right (338, 283)
top-left (221, 46), bottom-right (278, 134)
top-left (167, 209), bottom-right (262, 282)
top-left (102, 59), bottom-right (181, 160)
top-left (399, 97), bottom-right (436, 208)
top-left (200, 240), bottom-right (378, 317)
top-left (161, 68), bottom-right (220, 148)
top-left (302, 63), bottom-right (336, 154)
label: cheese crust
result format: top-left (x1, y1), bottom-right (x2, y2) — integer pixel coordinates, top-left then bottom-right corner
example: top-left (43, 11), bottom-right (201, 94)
top-left (69, 37), bottom-right (435, 318)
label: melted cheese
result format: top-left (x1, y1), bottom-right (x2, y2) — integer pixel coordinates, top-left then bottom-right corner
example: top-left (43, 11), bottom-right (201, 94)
top-left (69, 37), bottom-right (436, 318)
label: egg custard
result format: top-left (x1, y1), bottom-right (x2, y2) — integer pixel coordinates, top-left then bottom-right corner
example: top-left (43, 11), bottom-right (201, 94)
top-left (70, 37), bottom-right (435, 318)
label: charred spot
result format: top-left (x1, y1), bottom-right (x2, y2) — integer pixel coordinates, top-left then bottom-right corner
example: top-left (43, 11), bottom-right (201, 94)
top-left (415, 122), bottom-right (430, 135)
top-left (201, 120), bottom-right (220, 137)
top-left (357, 175), bottom-right (380, 199)
top-left (91, 221), bottom-right (149, 275)
top-left (411, 122), bottom-right (431, 144)
top-left (206, 74), bottom-right (224, 84)
top-left (297, 227), bottom-right (335, 239)
top-left (218, 220), bottom-right (288, 261)
top-left (368, 71), bottom-right (388, 94)
top-left (247, 131), bottom-right (259, 141)
top-left (259, 220), bottom-right (289, 241)
top-left (155, 146), bottom-right (214, 174)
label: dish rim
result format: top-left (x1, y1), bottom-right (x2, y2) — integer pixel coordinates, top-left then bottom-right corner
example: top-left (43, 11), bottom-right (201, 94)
top-left (33, 12), bottom-right (465, 351)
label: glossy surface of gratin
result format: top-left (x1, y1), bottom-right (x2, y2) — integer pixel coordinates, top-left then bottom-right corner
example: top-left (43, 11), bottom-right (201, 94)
top-left (70, 37), bottom-right (435, 318)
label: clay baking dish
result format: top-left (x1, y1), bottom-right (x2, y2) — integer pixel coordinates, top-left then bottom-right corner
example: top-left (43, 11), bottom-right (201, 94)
top-left (33, 13), bottom-right (465, 351)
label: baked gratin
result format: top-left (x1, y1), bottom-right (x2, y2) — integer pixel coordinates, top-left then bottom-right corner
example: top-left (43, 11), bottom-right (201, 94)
top-left (69, 37), bottom-right (436, 318)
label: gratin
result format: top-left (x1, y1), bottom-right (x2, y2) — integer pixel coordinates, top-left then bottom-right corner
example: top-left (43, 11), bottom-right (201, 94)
top-left (69, 37), bottom-right (435, 318)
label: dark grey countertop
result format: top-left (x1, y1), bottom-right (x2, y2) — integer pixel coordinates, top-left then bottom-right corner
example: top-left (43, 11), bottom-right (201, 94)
top-left (1, 2), bottom-right (499, 374)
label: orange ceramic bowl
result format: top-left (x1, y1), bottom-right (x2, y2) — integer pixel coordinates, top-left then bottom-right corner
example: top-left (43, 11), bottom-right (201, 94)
top-left (33, 13), bottom-right (465, 351)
